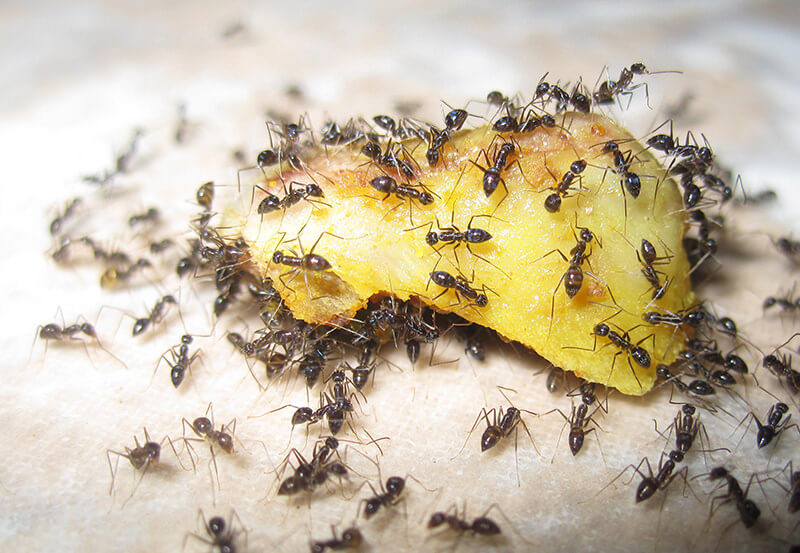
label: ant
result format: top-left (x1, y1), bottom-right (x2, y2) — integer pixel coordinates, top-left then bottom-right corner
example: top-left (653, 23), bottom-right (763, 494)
top-left (132, 294), bottom-right (177, 336)
top-left (158, 334), bottom-right (199, 388)
top-left (763, 334), bottom-right (800, 394)
top-left (149, 238), bottom-right (174, 254)
top-left (704, 467), bottom-right (761, 529)
top-left (542, 159), bottom-right (587, 213)
top-left (428, 506), bottom-right (500, 536)
top-left (182, 405), bottom-right (239, 490)
top-left (763, 287), bottom-right (800, 312)
top-left (128, 207), bottom-right (159, 227)
top-left (643, 306), bottom-right (705, 329)
top-left (256, 180), bottom-right (326, 214)
top-left (427, 502), bottom-right (524, 548)
top-left (594, 322), bottom-right (651, 369)
top-left (738, 402), bottom-right (798, 449)
top-left (185, 511), bottom-right (246, 553)
top-left (271, 230), bottom-right (337, 298)
top-left (49, 197), bottom-right (82, 236)
top-left (275, 436), bottom-right (349, 496)
top-left (311, 526), bottom-right (363, 553)
top-left (196, 181), bottom-right (214, 210)
top-left (428, 270), bottom-right (490, 308)
top-left (656, 364), bottom-right (716, 397)
top-left (106, 428), bottom-right (184, 500)
top-left (548, 401), bottom-right (603, 456)
top-left (637, 238), bottom-right (672, 299)
top-left (369, 175), bottom-right (434, 206)
top-left (470, 137), bottom-right (520, 201)
top-left (33, 313), bottom-right (125, 368)
top-left (82, 128), bottom-right (142, 186)
top-left (361, 476), bottom-right (406, 519)
top-left (541, 225), bottom-right (596, 300)
top-left (100, 258), bottom-right (153, 289)
top-left (410, 213), bottom-right (497, 271)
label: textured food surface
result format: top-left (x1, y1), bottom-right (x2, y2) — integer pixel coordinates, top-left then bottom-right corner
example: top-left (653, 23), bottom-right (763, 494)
top-left (228, 113), bottom-right (694, 395)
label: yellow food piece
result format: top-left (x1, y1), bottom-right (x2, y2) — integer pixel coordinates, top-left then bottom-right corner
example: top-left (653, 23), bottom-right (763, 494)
top-left (224, 112), bottom-right (694, 395)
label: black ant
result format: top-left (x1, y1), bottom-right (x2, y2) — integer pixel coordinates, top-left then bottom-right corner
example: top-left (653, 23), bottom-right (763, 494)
top-left (128, 207), bottom-right (159, 227)
top-left (545, 366), bottom-right (566, 393)
top-left (427, 502), bottom-right (522, 547)
top-left (637, 238), bottom-right (672, 299)
top-left (410, 213), bottom-right (495, 271)
top-left (348, 341), bottom-right (377, 389)
top-left (763, 335), bottom-right (800, 394)
top-left (569, 322), bottom-right (651, 391)
top-left (361, 475), bottom-right (406, 519)
top-left (739, 402), bottom-right (798, 449)
top-left (470, 137), bottom-right (520, 201)
top-left (100, 257), bottom-right (153, 289)
top-left (428, 505), bottom-right (500, 536)
top-left (428, 270), bottom-right (490, 308)
top-left (182, 405), bottom-right (239, 490)
top-left (271, 230), bottom-right (337, 298)
top-left (185, 511), bottom-right (246, 553)
top-left (763, 287), bottom-right (800, 312)
top-left (541, 225), bottom-right (596, 300)
top-left (82, 128), bottom-right (142, 186)
top-left (311, 526), bottom-right (363, 553)
top-left (542, 159), bottom-right (587, 213)
top-left (49, 197), bottom-right (82, 236)
top-left (106, 428), bottom-right (184, 500)
top-left (158, 334), bottom-right (199, 388)
top-left (275, 436), bottom-right (349, 496)
top-left (705, 467), bottom-right (761, 529)
top-left (132, 294), bottom-right (177, 336)
top-left (656, 364), bottom-right (716, 397)
top-left (369, 175), bottom-right (434, 206)
top-left (549, 401), bottom-right (603, 456)
top-left (149, 238), bottom-right (174, 254)
top-left (256, 180), bottom-right (326, 214)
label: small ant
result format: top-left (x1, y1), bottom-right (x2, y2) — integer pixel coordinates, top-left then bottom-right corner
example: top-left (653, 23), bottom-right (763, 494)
top-left (550, 401), bottom-right (602, 456)
top-left (542, 159), bottom-right (587, 213)
top-left (470, 138), bottom-right (519, 200)
top-left (763, 334), bottom-right (800, 394)
top-left (656, 364), bottom-right (716, 397)
top-left (275, 436), bottom-right (349, 496)
top-left (369, 175), bottom-right (434, 206)
top-left (185, 511), bottom-right (246, 553)
top-left (427, 503), bottom-right (519, 546)
top-left (705, 467), bottom-right (760, 529)
top-left (638, 239), bottom-right (672, 299)
top-left (196, 181), bottom-right (214, 210)
top-left (100, 258), bottom-right (153, 289)
top-left (271, 230), bottom-right (337, 298)
top-left (361, 476), bottom-right (406, 519)
top-left (158, 334), bottom-right (199, 388)
top-left (740, 402), bottom-right (798, 449)
top-left (128, 206), bottom-right (159, 227)
top-left (106, 428), bottom-right (183, 499)
top-left (49, 197), bottom-right (82, 236)
top-left (182, 405), bottom-right (239, 490)
top-left (311, 526), bottom-right (363, 553)
top-left (428, 270), bottom-right (489, 308)
top-left (132, 294), bottom-right (177, 336)
top-left (149, 238), bottom-right (174, 254)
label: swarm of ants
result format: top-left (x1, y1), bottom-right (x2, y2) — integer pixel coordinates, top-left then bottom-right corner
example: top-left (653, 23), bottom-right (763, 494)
top-left (36, 63), bottom-right (800, 552)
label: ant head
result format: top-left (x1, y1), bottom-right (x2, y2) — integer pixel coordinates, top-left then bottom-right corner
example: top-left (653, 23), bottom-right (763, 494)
top-left (193, 417), bottom-right (212, 435)
top-left (208, 516), bottom-right (226, 536)
top-left (428, 512), bottom-right (446, 528)
top-left (385, 476), bottom-right (405, 496)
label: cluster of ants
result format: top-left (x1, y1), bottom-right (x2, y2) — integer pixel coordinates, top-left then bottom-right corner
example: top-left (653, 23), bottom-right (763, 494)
top-left (37, 63), bottom-right (800, 552)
